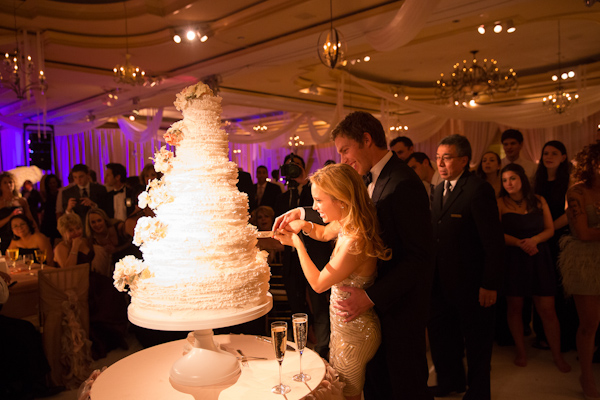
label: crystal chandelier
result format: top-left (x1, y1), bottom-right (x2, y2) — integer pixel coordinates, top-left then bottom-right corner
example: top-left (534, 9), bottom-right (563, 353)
top-left (435, 50), bottom-right (517, 105)
top-left (317, 0), bottom-right (346, 69)
top-left (0, 29), bottom-right (47, 100)
top-left (542, 21), bottom-right (579, 114)
top-left (113, 2), bottom-right (147, 86)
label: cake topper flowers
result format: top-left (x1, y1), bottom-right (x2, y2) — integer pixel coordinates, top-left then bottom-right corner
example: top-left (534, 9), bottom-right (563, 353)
top-left (113, 256), bottom-right (153, 292)
top-left (174, 82), bottom-right (213, 111)
top-left (152, 146), bottom-right (174, 174)
top-left (164, 120), bottom-right (185, 146)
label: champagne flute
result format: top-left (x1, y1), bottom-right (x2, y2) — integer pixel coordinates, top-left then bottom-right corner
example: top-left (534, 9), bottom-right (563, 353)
top-left (271, 321), bottom-right (291, 395)
top-left (292, 313), bottom-right (310, 382)
top-left (6, 248), bottom-right (19, 270)
top-left (23, 254), bottom-right (34, 273)
top-left (34, 249), bottom-right (46, 269)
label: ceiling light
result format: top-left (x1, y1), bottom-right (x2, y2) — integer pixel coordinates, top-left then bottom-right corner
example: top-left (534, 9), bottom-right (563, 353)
top-left (318, 0), bottom-right (346, 69)
top-left (543, 21), bottom-right (579, 114)
top-left (493, 21), bottom-right (502, 33)
top-left (363, 56), bottom-right (370, 62)
top-left (200, 34), bottom-right (208, 42)
top-left (568, 71), bottom-right (575, 78)
top-left (113, 3), bottom-right (148, 86)
top-left (129, 114), bottom-right (136, 121)
top-left (186, 30), bottom-right (196, 41)
top-left (478, 24), bottom-right (486, 34)
top-left (506, 20), bottom-right (516, 33)
top-left (173, 34), bottom-right (181, 43)
top-left (436, 50), bottom-right (517, 105)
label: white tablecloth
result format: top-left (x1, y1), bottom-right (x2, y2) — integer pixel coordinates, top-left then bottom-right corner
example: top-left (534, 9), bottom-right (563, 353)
top-left (90, 333), bottom-right (344, 400)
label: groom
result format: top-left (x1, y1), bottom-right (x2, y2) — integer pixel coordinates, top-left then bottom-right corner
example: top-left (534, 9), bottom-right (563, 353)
top-left (275, 111), bottom-right (434, 400)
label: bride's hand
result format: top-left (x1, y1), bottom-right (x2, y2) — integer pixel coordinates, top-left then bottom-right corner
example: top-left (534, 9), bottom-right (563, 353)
top-left (274, 229), bottom-right (296, 247)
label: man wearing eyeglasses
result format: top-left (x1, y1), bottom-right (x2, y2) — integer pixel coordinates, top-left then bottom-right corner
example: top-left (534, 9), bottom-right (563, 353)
top-left (428, 134), bottom-right (504, 400)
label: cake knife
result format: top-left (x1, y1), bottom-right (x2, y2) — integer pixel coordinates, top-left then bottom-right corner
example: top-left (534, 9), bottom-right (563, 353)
top-left (255, 335), bottom-right (296, 351)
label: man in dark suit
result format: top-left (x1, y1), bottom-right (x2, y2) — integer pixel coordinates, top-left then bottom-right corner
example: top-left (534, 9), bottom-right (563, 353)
top-left (252, 165), bottom-right (281, 212)
top-left (274, 154), bottom-right (332, 359)
top-left (61, 164), bottom-right (108, 223)
top-left (428, 134), bottom-right (504, 400)
top-left (236, 168), bottom-right (256, 211)
top-left (275, 112), bottom-right (433, 400)
top-left (104, 163), bottom-right (136, 221)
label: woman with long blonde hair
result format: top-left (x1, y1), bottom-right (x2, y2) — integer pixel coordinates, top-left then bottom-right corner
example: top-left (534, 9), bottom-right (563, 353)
top-left (275, 163), bottom-right (390, 400)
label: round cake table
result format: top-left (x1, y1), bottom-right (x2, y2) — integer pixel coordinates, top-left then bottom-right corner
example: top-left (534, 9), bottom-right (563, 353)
top-left (91, 334), bottom-right (333, 400)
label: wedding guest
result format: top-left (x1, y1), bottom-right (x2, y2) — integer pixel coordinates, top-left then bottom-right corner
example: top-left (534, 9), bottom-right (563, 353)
top-left (500, 129), bottom-right (537, 180)
top-left (140, 163), bottom-right (161, 186)
top-left (558, 141), bottom-right (600, 399)
top-left (7, 214), bottom-right (54, 267)
top-left (55, 213), bottom-right (128, 360)
top-left (54, 213), bottom-right (111, 276)
top-left (85, 208), bottom-right (132, 264)
top-left (429, 134), bottom-right (504, 399)
top-left (250, 206), bottom-right (283, 264)
top-left (39, 174), bottom-right (62, 245)
top-left (21, 180), bottom-right (43, 226)
top-left (59, 164), bottom-right (108, 223)
top-left (476, 151), bottom-right (502, 197)
top-left (0, 171), bottom-right (36, 254)
top-left (389, 135), bottom-right (414, 161)
top-left (252, 166), bottom-right (282, 212)
top-left (406, 152), bottom-right (443, 203)
top-left (275, 163), bottom-right (391, 400)
top-left (497, 163), bottom-right (570, 372)
top-left (533, 140), bottom-right (577, 352)
top-left (104, 163), bottom-right (136, 221)
top-left (271, 169), bottom-right (286, 193)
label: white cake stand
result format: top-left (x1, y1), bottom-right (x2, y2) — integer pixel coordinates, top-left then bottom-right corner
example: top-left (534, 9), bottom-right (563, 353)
top-left (128, 294), bottom-right (273, 387)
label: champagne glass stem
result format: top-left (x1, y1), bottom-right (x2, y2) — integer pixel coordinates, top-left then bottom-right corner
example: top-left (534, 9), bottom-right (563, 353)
top-left (299, 350), bottom-right (303, 374)
top-left (278, 360), bottom-right (283, 386)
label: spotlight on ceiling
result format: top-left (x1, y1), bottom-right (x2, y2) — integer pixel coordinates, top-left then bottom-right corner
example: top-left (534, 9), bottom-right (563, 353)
top-left (173, 34), bottom-right (181, 43)
top-left (506, 20), bottom-right (516, 33)
top-left (200, 34), bottom-right (208, 42)
top-left (478, 24), bottom-right (486, 34)
top-left (186, 30), bottom-right (196, 41)
top-left (493, 21), bottom-right (502, 33)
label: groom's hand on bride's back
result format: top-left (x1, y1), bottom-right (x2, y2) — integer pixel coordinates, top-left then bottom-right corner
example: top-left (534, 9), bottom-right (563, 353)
top-left (273, 207), bottom-right (303, 231)
top-left (333, 286), bottom-right (375, 323)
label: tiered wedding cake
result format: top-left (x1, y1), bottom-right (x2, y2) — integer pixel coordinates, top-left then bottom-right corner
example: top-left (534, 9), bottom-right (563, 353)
top-left (114, 82), bottom-right (270, 323)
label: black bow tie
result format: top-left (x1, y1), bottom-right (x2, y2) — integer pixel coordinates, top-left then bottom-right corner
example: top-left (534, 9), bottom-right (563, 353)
top-left (363, 172), bottom-right (373, 187)
top-left (112, 188), bottom-right (124, 194)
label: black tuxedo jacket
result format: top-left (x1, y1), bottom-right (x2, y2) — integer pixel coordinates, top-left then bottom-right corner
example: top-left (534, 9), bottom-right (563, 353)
top-left (237, 170), bottom-right (256, 210)
top-left (253, 181), bottom-right (282, 211)
top-left (431, 171), bottom-right (504, 301)
top-left (105, 186), bottom-right (137, 220)
top-left (61, 183), bottom-right (108, 222)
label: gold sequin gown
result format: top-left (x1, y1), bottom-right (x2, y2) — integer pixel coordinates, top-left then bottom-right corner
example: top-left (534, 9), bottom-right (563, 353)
top-left (329, 272), bottom-right (381, 397)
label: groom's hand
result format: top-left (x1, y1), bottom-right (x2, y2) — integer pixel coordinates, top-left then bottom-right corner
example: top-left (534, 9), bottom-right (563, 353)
top-left (273, 207), bottom-right (303, 231)
top-left (333, 286), bottom-right (374, 322)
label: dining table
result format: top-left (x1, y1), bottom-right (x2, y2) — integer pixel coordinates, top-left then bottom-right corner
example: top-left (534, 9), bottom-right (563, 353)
top-left (0, 257), bottom-right (51, 319)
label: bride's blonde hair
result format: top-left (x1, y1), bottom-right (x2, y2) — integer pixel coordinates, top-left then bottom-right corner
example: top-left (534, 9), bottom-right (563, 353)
top-left (310, 164), bottom-right (391, 261)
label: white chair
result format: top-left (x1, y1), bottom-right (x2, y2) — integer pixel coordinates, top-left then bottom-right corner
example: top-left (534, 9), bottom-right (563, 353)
top-left (38, 263), bottom-right (92, 388)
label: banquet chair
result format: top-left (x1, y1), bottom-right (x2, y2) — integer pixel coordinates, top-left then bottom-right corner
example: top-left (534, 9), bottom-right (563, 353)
top-left (38, 263), bottom-right (93, 389)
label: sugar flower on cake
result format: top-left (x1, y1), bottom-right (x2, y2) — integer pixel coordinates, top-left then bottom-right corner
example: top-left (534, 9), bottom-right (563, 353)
top-left (113, 255), bottom-right (153, 292)
top-left (133, 216), bottom-right (168, 247)
top-left (152, 146), bottom-right (174, 174)
top-left (164, 120), bottom-right (185, 146)
top-left (142, 178), bottom-right (173, 209)
top-left (174, 82), bottom-right (213, 111)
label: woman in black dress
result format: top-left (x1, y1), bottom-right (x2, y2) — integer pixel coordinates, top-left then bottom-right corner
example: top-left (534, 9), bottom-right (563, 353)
top-left (0, 172), bottom-right (36, 254)
top-left (497, 163), bottom-right (570, 372)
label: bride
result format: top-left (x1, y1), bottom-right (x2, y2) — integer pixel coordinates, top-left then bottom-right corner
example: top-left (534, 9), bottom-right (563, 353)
top-left (274, 163), bottom-right (390, 400)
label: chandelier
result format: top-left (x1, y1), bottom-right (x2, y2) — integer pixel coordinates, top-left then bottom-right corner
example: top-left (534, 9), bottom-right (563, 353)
top-left (317, 0), bottom-right (346, 69)
top-left (542, 21), bottom-right (579, 114)
top-left (0, 26), bottom-right (47, 100)
top-left (113, 2), bottom-right (147, 86)
top-left (435, 50), bottom-right (517, 105)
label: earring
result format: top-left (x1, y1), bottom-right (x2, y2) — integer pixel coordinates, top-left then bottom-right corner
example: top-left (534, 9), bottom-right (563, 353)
top-left (340, 205), bottom-right (345, 210)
